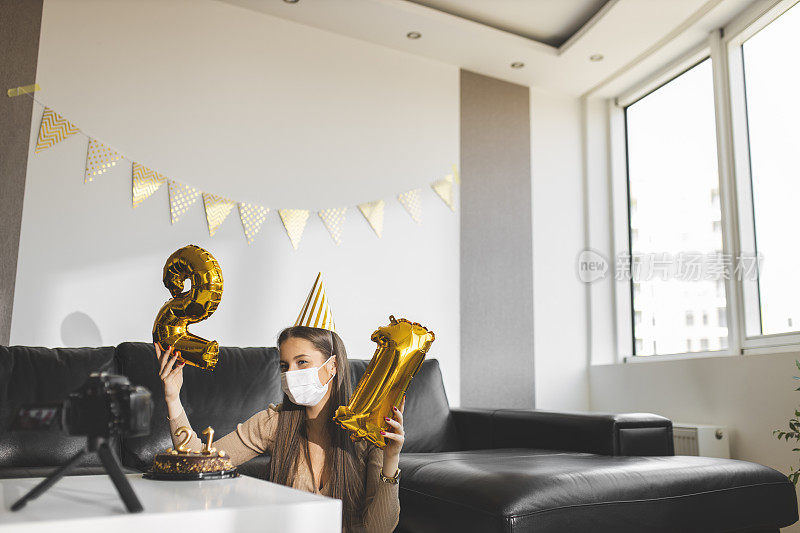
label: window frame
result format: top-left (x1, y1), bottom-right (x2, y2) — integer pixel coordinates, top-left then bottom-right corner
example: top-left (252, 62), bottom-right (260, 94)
top-left (724, 0), bottom-right (800, 352)
top-left (607, 0), bottom-right (800, 363)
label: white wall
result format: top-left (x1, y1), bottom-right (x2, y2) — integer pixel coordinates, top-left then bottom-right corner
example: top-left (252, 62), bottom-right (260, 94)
top-left (11, 0), bottom-right (460, 404)
top-left (530, 88), bottom-right (589, 411)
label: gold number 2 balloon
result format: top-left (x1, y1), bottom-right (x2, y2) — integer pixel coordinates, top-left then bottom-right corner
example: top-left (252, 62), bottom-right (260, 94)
top-left (152, 245), bottom-right (223, 371)
top-left (334, 316), bottom-right (435, 448)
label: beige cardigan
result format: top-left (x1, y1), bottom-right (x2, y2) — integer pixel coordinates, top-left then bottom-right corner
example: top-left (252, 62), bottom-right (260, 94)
top-left (168, 404), bottom-right (400, 532)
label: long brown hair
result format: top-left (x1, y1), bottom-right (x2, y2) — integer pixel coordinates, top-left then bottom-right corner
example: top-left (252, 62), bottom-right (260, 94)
top-left (270, 326), bottom-right (365, 528)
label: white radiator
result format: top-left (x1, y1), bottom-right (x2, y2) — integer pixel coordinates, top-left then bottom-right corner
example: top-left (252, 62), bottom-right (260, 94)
top-left (672, 423), bottom-right (730, 458)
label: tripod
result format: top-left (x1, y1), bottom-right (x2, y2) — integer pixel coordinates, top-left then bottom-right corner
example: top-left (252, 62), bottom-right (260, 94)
top-left (11, 435), bottom-right (143, 513)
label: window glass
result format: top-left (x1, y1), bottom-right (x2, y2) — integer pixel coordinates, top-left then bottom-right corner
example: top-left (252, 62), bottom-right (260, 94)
top-left (741, 2), bottom-right (800, 335)
top-left (626, 58), bottom-right (728, 355)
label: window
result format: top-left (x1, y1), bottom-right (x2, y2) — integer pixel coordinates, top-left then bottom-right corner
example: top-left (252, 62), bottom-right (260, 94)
top-left (739, 2), bottom-right (800, 336)
top-left (610, 1), bottom-right (800, 360)
top-left (626, 58), bottom-right (727, 356)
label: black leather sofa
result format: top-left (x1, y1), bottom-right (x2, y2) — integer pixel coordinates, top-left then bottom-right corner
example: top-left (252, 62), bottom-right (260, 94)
top-left (1, 342), bottom-right (797, 532)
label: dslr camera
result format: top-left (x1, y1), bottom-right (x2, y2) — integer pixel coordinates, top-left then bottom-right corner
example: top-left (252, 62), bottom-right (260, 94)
top-left (11, 373), bottom-right (153, 513)
top-left (15, 372), bottom-right (152, 438)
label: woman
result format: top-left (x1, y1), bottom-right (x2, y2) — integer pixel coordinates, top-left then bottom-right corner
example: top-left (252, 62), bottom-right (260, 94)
top-left (155, 326), bottom-right (403, 532)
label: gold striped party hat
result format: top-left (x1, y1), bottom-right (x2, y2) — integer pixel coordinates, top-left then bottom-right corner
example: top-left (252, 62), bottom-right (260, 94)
top-left (294, 272), bottom-right (335, 332)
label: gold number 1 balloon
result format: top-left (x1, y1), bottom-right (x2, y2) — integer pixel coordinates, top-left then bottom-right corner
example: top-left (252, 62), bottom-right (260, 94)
top-left (152, 245), bottom-right (223, 371)
top-left (334, 316), bottom-right (435, 448)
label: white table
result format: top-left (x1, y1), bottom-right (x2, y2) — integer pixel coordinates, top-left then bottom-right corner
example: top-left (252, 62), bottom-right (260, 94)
top-left (0, 473), bottom-right (341, 532)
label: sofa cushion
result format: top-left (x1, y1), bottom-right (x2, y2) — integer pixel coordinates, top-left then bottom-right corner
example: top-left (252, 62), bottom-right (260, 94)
top-left (0, 345), bottom-right (116, 472)
top-left (397, 449), bottom-right (798, 533)
top-left (115, 342), bottom-right (282, 471)
top-left (349, 358), bottom-right (459, 453)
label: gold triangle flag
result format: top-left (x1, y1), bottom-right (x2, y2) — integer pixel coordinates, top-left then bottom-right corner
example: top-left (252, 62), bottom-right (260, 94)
top-left (85, 139), bottom-right (124, 182)
top-left (132, 163), bottom-right (166, 207)
top-left (279, 209), bottom-right (309, 250)
top-left (238, 203), bottom-right (269, 245)
top-left (203, 193), bottom-right (235, 236)
top-left (452, 163), bottom-right (460, 185)
top-left (35, 107), bottom-right (79, 153)
top-left (398, 188), bottom-right (422, 224)
top-left (358, 200), bottom-right (385, 238)
top-left (294, 272), bottom-right (335, 331)
top-left (319, 207), bottom-right (347, 246)
top-left (168, 180), bottom-right (201, 224)
top-left (431, 174), bottom-right (455, 211)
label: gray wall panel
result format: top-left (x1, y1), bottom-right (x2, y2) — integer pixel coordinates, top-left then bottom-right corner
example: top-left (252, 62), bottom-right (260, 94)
top-left (460, 69), bottom-right (534, 408)
top-left (0, 0), bottom-right (43, 345)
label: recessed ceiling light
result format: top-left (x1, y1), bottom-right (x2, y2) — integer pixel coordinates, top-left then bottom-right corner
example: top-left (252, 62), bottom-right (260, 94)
top-left (407, 32), bottom-right (421, 39)
top-left (283, 0), bottom-right (299, 3)
top-left (510, 62), bottom-right (525, 69)
top-left (589, 54), bottom-right (604, 62)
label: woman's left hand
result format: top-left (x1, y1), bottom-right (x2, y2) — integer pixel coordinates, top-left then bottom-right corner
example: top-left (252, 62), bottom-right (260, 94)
top-left (381, 394), bottom-right (406, 462)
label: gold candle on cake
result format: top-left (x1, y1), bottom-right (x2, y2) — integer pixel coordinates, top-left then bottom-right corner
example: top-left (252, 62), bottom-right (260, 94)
top-left (147, 426), bottom-right (236, 480)
top-left (334, 316), bottom-right (434, 448)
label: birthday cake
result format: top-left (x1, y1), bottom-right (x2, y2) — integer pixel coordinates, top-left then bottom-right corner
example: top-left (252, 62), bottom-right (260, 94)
top-left (146, 425), bottom-right (237, 480)
top-left (151, 448), bottom-right (234, 474)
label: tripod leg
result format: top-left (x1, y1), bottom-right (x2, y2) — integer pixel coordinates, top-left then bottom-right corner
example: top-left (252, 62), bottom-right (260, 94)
top-left (11, 448), bottom-right (88, 511)
top-left (97, 441), bottom-right (143, 513)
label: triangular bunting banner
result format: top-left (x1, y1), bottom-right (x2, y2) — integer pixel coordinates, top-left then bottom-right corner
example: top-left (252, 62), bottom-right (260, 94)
top-left (431, 174), bottom-right (455, 211)
top-left (279, 209), bottom-right (309, 250)
top-left (238, 203), bottom-right (269, 245)
top-left (319, 207), bottom-right (347, 245)
top-left (203, 193), bottom-right (235, 236)
top-left (398, 189), bottom-right (422, 224)
top-left (168, 180), bottom-right (202, 224)
top-left (35, 107), bottom-right (79, 153)
top-left (132, 162), bottom-right (166, 207)
top-left (85, 139), bottom-right (124, 182)
top-left (29, 104), bottom-right (463, 248)
top-left (358, 200), bottom-right (385, 238)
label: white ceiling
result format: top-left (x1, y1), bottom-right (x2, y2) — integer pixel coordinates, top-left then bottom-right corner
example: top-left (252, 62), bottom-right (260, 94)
top-left (216, 0), bottom-right (759, 97)
top-left (404, 0), bottom-right (611, 47)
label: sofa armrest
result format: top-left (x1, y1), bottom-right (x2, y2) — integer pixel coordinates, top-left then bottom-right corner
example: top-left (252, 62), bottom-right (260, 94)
top-left (451, 408), bottom-right (674, 456)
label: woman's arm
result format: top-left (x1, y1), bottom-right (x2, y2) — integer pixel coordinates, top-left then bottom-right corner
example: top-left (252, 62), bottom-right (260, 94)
top-left (361, 396), bottom-right (405, 532)
top-left (361, 446), bottom-right (401, 532)
top-left (156, 343), bottom-right (279, 465)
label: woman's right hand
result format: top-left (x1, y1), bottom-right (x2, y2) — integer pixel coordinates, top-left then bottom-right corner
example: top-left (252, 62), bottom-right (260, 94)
top-left (155, 343), bottom-right (185, 402)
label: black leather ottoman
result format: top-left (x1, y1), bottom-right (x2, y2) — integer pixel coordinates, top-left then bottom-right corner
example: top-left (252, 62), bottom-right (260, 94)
top-left (398, 448), bottom-right (796, 532)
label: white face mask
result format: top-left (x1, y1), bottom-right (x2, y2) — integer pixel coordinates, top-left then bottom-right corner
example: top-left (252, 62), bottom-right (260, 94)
top-left (280, 355), bottom-right (335, 406)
